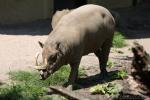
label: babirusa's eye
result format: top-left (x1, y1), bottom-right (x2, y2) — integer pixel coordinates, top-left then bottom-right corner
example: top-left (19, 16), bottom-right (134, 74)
top-left (49, 54), bottom-right (57, 62)
top-left (52, 54), bottom-right (57, 62)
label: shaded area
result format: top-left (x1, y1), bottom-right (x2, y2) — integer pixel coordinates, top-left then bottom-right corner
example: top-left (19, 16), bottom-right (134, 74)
top-left (0, 82), bottom-right (4, 86)
top-left (54, 0), bottom-right (87, 13)
top-left (115, 3), bottom-right (150, 39)
top-left (0, 3), bottom-right (150, 38)
top-left (76, 70), bottom-right (119, 89)
top-left (0, 19), bottom-right (52, 35)
top-left (114, 92), bottom-right (145, 100)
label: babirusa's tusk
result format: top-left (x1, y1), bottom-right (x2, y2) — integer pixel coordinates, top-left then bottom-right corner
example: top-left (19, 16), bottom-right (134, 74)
top-left (45, 58), bottom-right (48, 65)
top-left (34, 52), bottom-right (47, 70)
top-left (34, 65), bottom-right (42, 70)
top-left (34, 65), bottom-right (47, 70)
top-left (35, 52), bottom-right (40, 66)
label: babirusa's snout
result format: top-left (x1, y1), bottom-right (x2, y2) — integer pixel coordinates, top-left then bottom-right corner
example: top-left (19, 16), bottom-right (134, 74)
top-left (39, 70), bottom-right (48, 80)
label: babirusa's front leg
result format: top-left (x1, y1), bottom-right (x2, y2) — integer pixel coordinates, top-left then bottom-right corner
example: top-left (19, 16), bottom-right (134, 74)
top-left (64, 60), bottom-right (80, 90)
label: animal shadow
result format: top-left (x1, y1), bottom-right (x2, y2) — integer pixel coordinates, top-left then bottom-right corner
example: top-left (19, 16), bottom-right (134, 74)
top-left (74, 70), bottom-right (119, 90)
top-left (0, 81), bottom-right (4, 86)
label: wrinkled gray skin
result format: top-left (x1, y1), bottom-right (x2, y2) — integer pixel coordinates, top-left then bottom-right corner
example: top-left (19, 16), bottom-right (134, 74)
top-left (38, 4), bottom-right (115, 88)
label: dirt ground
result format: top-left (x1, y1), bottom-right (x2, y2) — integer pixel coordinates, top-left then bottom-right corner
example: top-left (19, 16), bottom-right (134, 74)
top-left (0, 3), bottom-right (150, 99)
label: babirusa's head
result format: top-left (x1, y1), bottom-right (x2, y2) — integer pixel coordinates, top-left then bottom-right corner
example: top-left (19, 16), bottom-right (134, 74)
top-left (35, 41), bottom-right (63, 80)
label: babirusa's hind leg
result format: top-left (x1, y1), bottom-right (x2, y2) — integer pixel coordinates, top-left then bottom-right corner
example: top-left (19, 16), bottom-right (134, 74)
top-left (95, 38), bottom-right (112, 79)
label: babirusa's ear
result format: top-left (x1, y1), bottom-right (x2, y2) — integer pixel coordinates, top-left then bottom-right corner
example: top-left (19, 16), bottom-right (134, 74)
top-left (56, 42), bottom-right (61, 50)
top-left (38, 41), bottom-right (44, 48)
top-left (56, 42), bottom-right (65, 55)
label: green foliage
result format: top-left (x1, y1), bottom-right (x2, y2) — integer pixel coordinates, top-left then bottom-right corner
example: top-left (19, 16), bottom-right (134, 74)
top-left (9, 65), bottom-right (70, 86)
top-left (0, 65), bottom-right (86, 100)
top-left (113, 69), bottom-right (128, 79)
top-left (90, 84), bottom-right (105, 94)
top-left (79, 67), bottom-right (87, 77)
top-left (113, 32), bottom-right (126, 48)
top-left (40, 95), bottom-right (67, 100)
top-left (0, 84), bottom-right (24, 100)
top-left (50, 95), bottom-right (67, 100)
top-left (90, 82), bottom-right (122, 96)
top-left (107, 60), bottom-right (115, 68)
top-left (0, 65), bottom-right (70, 100)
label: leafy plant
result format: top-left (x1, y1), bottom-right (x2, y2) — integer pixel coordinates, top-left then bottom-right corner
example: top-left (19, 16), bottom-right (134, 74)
top-left (79, 66), bottom-right (87, 77)
top-left (90, 82), bottom-right (122, 96)
top-left (107, 60), bottom-right (116, 68)
top-left (113, 69), bottom-right (128, 79)
top-left (113, 32), bottom-right (126, 48)
top-left (90, 84), bottom-right (106, 94)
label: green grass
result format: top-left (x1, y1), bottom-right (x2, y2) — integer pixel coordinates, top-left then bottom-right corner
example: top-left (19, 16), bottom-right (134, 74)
top-left (113, 32), bottom-right (126, 48)
top-left (0, 65), bottom-right (86, 100)
top-left (9, 65), bottom-right (70, 86)
top-left (0, 65), bottom-right (70, 100)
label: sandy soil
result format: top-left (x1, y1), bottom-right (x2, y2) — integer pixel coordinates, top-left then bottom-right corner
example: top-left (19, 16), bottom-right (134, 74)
top-left (0, 35), bottom-right (47, 82)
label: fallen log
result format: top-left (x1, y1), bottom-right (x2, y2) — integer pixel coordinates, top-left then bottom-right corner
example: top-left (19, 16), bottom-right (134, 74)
top-left (131, 41), bottom-right (150, 90)
top-left (132, 41), bottom-right (150, 72)
top-left (48, 86), bottom-right (90, 100)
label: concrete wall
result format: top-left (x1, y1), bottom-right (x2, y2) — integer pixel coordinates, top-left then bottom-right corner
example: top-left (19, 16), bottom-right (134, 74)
top-left (0, 0), bottom-right (53, 24)
top-left (0, 0), bottom-right (132, 25)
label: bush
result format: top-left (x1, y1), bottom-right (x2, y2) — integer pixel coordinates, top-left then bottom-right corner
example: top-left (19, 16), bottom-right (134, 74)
top-left (113, 32), bottom-right (126, 48)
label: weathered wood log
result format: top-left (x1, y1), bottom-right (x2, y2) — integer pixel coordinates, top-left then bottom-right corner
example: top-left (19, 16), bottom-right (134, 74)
top-left (131, 42), bottom-right (150, 90)
top-left (132, 41), bottom-right (150, 72)
top-left (48, 86), bottom-right (90, 100)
